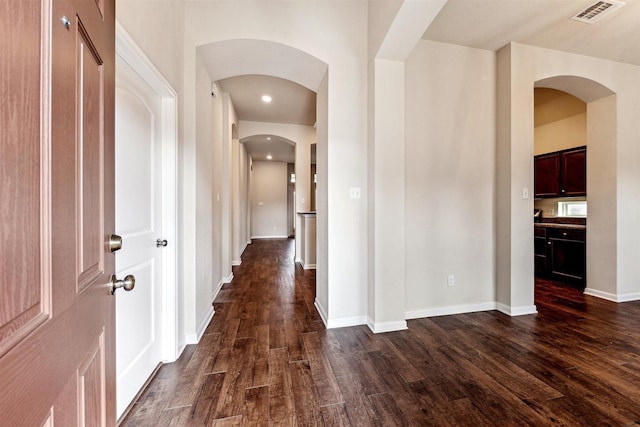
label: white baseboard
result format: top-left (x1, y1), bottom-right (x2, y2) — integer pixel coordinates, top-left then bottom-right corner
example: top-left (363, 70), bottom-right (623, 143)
top-left (233, 242), bottom-right (249, 266)
top-left (327, 315), bottom-right (367, 329)
top-left (295, 257), bottom-right (302, 264)
top-left (584, 288), bottom-right (640, 303)
top-left (314, 299), bottom-right (328, 327)
top-left (497, 303), bottom-right (537, 316)
top-left (314, 299), bottom-right (375, 330)
top-left (367, 318), bottom-right (408, 333)
top-left (302, 263), bottom-right (316, 270)
top-left (212, 280), bottom-right (223, 301)
top-left (185, 306), bottom-right (214, 344)
top-left (405, 302), bottom-right (497, 319)
top-left (223, 273), bottom-right (234, 284)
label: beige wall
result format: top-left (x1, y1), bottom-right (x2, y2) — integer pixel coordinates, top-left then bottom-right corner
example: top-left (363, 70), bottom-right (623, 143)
top-left (250, 161), bottom-right (289, 238)
top-left (534, 88), bottom-right (586, 155)
top-left (534, 114), bottom-right (586, 155)
top-left (405, 40), bottom-right (496, 316)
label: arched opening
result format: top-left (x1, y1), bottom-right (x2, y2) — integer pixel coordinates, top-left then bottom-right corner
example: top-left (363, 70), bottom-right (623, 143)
top-left (240, 134), bottom-right (296, 241)
top-left (196, 39), bottom-right (328, 316)
top-left (531, 75), bottom-right (616, 302)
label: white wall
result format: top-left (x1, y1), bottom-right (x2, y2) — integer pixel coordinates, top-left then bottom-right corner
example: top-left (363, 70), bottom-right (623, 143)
top-left (586, 95), bottom-right (617, 297)
top-left (250, 161), bottom-right (288, 238)
top-left (194, 53), bottom-right (216, 338)
top-left (116, 0), bottom-right (184, 91)
top-left (238, 142), bottom-right (249, 258)
top-left (211, 81), bottom-right (224, 300)
top-left (366, 0), bottom-right (447, 332)
top-left (315, 72), bottom-right (329, 323)
top-left (231, 137), bottom-right (249, 265)
top-left (404, 40), bottom-right (496, 317)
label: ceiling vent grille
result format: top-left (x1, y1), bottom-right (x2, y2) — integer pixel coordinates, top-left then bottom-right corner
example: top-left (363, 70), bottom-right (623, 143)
top-left (571, 0), bottom-right (625, 24)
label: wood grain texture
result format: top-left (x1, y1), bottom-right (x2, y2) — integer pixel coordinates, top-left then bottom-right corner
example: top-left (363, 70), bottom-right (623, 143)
top-left (121, 241), bottom-right (640, 426)
top-left (0, 0), bottom-right (48, 357)
top-left (0, 0), bottom-right (117, 424)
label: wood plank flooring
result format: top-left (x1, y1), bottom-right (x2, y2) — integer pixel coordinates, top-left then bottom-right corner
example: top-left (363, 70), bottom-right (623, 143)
top-left (121, 239), bottom-right (640, 426)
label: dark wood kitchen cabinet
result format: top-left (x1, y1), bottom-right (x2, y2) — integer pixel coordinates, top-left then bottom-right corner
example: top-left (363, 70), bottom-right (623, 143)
top-left (549, 227), bottom-right (586, 286)
top-left (534, 147), bottom-right (586, 198)
top-left (535, 225), bottom-right (586, 287)
top-left (534, 227), bottom-right (548, 276)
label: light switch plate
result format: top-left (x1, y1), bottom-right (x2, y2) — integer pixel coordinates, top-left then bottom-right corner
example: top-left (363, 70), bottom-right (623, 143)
top-left (350, 187), bottom-right (361, 199)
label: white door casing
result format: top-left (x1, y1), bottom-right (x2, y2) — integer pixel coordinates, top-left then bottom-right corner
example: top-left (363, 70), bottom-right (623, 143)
top-left (114, 23), bottom-right (178, 419)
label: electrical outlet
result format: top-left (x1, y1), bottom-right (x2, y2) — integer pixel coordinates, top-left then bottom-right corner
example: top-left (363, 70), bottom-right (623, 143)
top-left (447, 275), bottom-right (454, 287)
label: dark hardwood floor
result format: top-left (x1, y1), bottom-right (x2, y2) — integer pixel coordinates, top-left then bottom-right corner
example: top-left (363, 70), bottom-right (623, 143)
top-left (121, 239), bottom-right (640, 426)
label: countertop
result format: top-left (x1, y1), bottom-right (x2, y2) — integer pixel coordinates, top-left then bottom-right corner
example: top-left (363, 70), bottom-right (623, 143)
top-left (535, 222), bottom-right (586, 230)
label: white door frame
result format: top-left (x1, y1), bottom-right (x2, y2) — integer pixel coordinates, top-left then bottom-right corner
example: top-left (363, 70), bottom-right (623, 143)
top-left (115, 22), bottom-right (179, 363)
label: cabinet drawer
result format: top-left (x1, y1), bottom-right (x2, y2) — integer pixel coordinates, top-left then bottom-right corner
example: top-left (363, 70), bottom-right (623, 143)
top-left (534, 227), bottom-right (546, 237)
top-left (547, 228), bottom-right (585, 241)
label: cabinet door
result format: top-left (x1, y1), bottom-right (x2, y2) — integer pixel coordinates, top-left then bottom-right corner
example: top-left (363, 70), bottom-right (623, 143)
top-left (561, 147), bottom-right (586, 196)
top-left (534, 153), bottom-right (560, 197)
top-left (534, 236), bottom-right (548, 276)
top-left (549, 238), bottom-right (586, 286)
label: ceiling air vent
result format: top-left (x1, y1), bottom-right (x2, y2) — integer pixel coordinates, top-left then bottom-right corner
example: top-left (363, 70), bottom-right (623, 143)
top-left (571, 0), bottom-right (625, 24)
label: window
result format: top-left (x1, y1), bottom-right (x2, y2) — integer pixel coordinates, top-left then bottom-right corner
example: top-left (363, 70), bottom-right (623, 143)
top-left (558, 201), bottom-right (587, 217)
top-left (290, 173), bottom-right (296, 183)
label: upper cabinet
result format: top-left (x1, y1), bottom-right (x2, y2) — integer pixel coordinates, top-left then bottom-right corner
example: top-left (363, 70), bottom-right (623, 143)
top-left (534, 146), bottom-right (586, 198)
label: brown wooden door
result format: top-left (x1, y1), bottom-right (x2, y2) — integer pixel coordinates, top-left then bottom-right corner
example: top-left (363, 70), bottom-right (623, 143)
top-left (0, 0), bottom-right (116, 425)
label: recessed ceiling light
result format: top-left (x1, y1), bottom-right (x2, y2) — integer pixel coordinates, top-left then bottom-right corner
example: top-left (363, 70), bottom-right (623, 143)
top-left (266, 137), bottom-right (271, 140)
top-left (261, 95), bottom-right (272, 103)
top-left (266, 154), bottom-right (273, 160)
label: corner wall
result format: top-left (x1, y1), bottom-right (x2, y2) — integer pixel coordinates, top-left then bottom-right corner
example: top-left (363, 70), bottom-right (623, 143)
top-left (497, 43), bottom-right (640, 309)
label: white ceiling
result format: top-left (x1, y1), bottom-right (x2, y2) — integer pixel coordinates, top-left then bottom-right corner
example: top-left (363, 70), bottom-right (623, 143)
top-left (242, 134), bottom-right (296, 164)
top-left (422, 0), bottom-right (640, 66)
top-left (213, 0), bottom-right (640, 163)
top-left (218, 75), bottom-right (315, 164)
top-left (217, 75), bottom-right (316, 126)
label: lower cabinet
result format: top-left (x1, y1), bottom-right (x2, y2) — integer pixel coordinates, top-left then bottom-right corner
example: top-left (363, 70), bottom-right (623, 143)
top-left (534, 227), bottom-right (548, 276)
top-left (535, 225), bottom-right (586, 288)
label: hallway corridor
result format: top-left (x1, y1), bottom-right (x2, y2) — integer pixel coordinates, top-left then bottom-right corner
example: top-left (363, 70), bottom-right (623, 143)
top-left (121, 239), bottom-right (640, 426)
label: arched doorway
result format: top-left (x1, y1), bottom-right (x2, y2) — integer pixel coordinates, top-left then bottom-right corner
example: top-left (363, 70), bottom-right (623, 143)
top-left (196, 39), bottom-right (329, 318)
top-left (533, 76), bottom-right (616, 301)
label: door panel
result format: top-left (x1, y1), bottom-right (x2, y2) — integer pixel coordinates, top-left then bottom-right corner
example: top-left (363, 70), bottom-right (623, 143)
top-left (0, 0), bottom-right (116, 425)
top-left (115, 56), bottom-right (164, 418)
top-left (77, 332), bottom-right (106, 427)
top-left (0, 0), bottom-right (51, 357)
top-left (77, 20), bottom-right (105, 292)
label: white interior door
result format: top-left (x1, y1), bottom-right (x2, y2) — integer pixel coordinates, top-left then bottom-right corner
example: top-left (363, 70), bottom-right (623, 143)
top-left (115, 55), bottom-right (164, 418)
